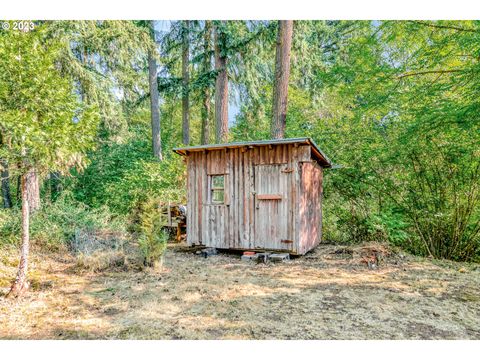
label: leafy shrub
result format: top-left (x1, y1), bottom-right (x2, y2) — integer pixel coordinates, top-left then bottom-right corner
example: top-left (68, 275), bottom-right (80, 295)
top-left (323, 195), bottom-right (406, 245)
top-left (0, 191), bottom-right (127, 251)
top-left (393, 140), bottom-right (480, 261)
top-left (137, 198), bottom-right (168, 268)
top-left (322, 117), bottom-right (480, 262)
top-left (72, 125), bottom-right (186, 215)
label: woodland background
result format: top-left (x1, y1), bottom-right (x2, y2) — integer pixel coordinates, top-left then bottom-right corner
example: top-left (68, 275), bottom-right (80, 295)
top-left (0, 20), bottom-right (479, 285)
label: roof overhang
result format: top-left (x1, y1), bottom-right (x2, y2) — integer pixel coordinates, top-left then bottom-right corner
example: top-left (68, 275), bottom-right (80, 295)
top-left (173, 137), bottom-right (332, 168)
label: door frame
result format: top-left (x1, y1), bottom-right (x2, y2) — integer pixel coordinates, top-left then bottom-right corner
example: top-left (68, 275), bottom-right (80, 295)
top-left (253, 163), bottom-right (292, 251)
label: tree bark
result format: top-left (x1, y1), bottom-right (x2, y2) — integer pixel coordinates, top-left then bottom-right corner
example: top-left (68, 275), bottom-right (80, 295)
top-left (149, 21), bottom-right (162, 161)
top-left (50, 171), bottom-right (62, 201)
top-left (214, 21), bottom-right (229, 143)
top-left (182, 20), bottom-right (190, 145)
top-left (16, 175), bottom-right (21, 204)
top-left (1, 159), bottom-right (12, 208)
top-left (25, 168), bottom-right (40, 212)
top-left (271, 20), bottom-right (294, 140)
top-left (201, 20), bottom-right (213, 145)
top-left (7, 173), bottom-right (30, 298)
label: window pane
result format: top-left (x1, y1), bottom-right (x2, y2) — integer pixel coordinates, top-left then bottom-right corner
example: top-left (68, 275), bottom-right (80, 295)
top-left (212, 175), bottom-right (224, 188)
top-left (212, 190), bottom-right (224, 203)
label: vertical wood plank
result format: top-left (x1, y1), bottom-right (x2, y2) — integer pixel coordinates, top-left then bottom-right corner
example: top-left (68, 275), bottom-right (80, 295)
top-left (186, 156), bottom-right (192, 245)
top-left (227, 148), bottom-right (234, 248)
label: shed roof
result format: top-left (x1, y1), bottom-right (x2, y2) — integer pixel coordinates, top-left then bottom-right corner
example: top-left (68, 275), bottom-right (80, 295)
top-left (173, 137), bottom-right (332, 167)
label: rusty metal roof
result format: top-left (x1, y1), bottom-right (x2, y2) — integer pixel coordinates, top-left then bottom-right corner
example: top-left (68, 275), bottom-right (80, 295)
top-left (173, 137), bottom-right (332, 167)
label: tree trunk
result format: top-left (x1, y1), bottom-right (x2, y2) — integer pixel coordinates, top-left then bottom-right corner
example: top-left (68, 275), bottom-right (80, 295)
top-left (149, 21), bottom-right (162, 161)
top-left (1, 160), bottom-right (12, 208)
top-left (50, 171), bottom-right (62, 201)
top-left (16, 175), bottom-right (21, 204)
top-left (182, 20), bottom-right (190, 145)
top-left (7, 173), bottom-right (30, 298)
top-left (271, 20), bottom-right (294, 140)
top-left (25, 168), bottom-right (40, 212)
top-left (214, 21), bottom-right (229, 143)
top-left (201, 20), bottom-right (213, 145)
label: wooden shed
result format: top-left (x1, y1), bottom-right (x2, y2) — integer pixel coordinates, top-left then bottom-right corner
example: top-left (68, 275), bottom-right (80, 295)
top-left (173, 138), bottom-right (332, 255)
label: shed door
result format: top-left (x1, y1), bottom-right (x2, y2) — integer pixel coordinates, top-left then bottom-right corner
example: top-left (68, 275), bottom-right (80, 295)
top-left (254, 164), bottom-right (291, 251)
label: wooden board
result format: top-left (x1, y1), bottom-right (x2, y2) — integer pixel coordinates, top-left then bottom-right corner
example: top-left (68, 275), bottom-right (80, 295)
top-left (254, 164), bottom-right (291, 251)
top-left (299, 161), bottom-right (323, 254)
top-left (257, 194), bottom-right (282, 200)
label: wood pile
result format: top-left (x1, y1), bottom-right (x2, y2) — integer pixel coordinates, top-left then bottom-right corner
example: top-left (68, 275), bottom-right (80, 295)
top-left (159, 203), bottom-right (187, 242)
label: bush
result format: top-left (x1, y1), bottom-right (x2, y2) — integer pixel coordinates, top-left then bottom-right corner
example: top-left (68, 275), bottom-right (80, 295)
top-left (72, 125), bottom-right (186, 215)
top-left (0, 191), bottom-right (127, 251)
top-left (322, 122), bottom-right (480, 262)
top-left (137, 198), bottom-right (168, 268)
top-left (323, 196), bottom-right (406, 245)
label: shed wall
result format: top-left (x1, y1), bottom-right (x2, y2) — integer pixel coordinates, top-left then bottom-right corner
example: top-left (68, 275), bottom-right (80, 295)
top-left (185, 143), bottom-right (321, 253)
top-left (299, 162), bottom-right (323, 254)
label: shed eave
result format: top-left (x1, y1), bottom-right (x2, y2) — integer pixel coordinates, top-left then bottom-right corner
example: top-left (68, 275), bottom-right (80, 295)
top-left (173, 137), bottom-right (332, 167)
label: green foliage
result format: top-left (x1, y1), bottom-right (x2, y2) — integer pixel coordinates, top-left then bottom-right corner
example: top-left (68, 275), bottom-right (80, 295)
top-left (72, 124), bottom-right (186, 214)
top-left (232, 20), bottom-right (480, 261)
top-left (0, 23), bottom-right (100, 176)
top-left (137, 198), bottom-right (168, 267)
top-left (0, 192), bottom-right (126, 250)
top-left (49, 20), bottom-right (154, 135)
top-left (323, 193), bottom-right (410, 247)
top-left (315, 21), bottom-right (480, 261)
top-left (2, 20), bottom-right (480, 264)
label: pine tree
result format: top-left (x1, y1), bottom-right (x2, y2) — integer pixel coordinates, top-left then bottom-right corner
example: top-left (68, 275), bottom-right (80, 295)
top-left (148, 21), bottom-right (163, 160)
top-left (214, 21), bottom-right (229, 143)
top-left (271, 20), bottom-right (293, 139)
top-left (0, 24), bottom-right (99, 297)
top-left (182, 20), bottom-right (190, 145)
top-left (201, 20), bottom-right (213, 145)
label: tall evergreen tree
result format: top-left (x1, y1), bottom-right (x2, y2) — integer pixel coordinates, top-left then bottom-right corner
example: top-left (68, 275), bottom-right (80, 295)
top-left (149, 21), bottom-right (163, 160)
top-left (214, 21), bottom-right (229, 143)
top-left (0, 25), bottom-right (99, 297)
top-left (200, 20), bottom-right (213, 145)
top-left (182, 20), bottom-right (190, 145)
top-left (271, 20), bottom-right (293, 139)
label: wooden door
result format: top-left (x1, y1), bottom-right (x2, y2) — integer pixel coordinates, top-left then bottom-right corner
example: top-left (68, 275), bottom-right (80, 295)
top-left (254, 164), bottom-right (291, 251)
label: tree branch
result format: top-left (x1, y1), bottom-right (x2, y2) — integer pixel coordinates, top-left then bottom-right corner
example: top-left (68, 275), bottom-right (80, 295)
top-left (397, 69), bottom-right (465, 79)
top-left (409, 20), bottom-right (479, 33)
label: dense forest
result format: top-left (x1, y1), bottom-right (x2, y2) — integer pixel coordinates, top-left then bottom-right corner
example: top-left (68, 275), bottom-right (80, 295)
top-left (1, 20), bottom-right (479, 297)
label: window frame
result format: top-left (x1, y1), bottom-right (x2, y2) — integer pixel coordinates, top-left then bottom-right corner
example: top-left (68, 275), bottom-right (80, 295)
top-left (209, 175), bottom-right (225, 204)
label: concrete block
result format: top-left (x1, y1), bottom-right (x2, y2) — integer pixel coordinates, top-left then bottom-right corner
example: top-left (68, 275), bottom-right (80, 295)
top-left (200, 247), bottom-right (218, 258)
top-left (270, 253), bottom-right (290, 262)
top-left (256, 252), bottom-right (271, 263)
top-left (241, 254), bottom-right (259, 262)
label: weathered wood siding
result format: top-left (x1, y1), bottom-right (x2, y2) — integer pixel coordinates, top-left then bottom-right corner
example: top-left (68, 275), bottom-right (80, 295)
top-left (185, 143), bottom-right (322, 254)
top-left (299, 161), bottom-right (323, 254)
top-left (254, 164), bottom-right (291, 251)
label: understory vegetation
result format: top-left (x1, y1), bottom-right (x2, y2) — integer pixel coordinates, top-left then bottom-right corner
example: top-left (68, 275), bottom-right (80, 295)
top-left (1, 20), bottom-right (479, 269)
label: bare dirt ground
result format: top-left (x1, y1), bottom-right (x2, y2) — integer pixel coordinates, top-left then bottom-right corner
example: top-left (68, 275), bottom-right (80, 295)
top-left (1, 242), bottom-right (480, 339)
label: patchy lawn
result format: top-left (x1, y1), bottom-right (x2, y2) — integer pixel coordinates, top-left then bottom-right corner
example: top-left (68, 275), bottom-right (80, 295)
top-left (1, 243), bottom-right (480, 339)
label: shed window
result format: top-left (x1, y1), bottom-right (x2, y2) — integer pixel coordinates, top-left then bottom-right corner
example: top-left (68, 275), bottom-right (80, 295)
top-left (210, 175), bottom-right (225, 204)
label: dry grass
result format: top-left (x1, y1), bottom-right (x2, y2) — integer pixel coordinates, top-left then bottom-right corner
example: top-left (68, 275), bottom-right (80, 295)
top-left (1, 242), bottom-right (480, 339)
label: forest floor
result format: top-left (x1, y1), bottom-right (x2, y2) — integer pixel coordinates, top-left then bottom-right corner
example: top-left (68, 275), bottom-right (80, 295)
top-left (1, 242), bottom-right (480, 340)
